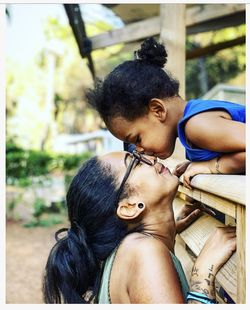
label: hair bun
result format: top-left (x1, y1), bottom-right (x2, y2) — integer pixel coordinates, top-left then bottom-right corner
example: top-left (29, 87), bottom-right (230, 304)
top-left (136, 37), bottom-right (168, 68)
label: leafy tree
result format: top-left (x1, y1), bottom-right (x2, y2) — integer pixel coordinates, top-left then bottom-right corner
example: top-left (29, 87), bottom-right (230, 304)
top-left (186, 25), bottom-right (245, 99)
top-left (6, 14), bottom-right (124, 150)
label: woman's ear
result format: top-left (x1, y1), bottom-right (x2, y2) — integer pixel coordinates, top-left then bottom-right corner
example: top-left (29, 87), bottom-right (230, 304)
top-left (149, 98), bottom-right (168, 122)
top-left (117, 200), bottom-right (146, 220)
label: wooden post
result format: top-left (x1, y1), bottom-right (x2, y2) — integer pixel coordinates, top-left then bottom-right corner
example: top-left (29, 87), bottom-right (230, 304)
top-left (160, 4), bottom-right (186, 160)
top-left (236, 204), bottom-right (246, 303)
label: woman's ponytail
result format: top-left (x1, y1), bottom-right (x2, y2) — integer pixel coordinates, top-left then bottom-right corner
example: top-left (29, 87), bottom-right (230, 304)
top-left (43, 157), bottom-right (127, 303)
top-left (43, 223), bottom-right (98, 303)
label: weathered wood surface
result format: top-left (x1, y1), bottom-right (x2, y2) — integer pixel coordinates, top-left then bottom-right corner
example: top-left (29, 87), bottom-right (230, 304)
top-left (173, 197), bottom-right (237, 302)
top-left (180, 174), bottom-right (245, 205)
top-left (160, 4), bottom-right (186, 98)
top-left (90, 4), bottom-right (245, 50)
top-left (236, 204), bottom-right (246, 303)
top-left (164, 158), bottom-right (245, 206)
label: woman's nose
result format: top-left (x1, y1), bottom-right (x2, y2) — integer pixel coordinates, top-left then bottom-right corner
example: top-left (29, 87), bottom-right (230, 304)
top-left (136, 146), bottom-right (144, 153)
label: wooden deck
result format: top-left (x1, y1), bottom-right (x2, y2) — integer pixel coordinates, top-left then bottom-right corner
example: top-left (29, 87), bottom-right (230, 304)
top-left (165, 158), bottom-right (245, 304)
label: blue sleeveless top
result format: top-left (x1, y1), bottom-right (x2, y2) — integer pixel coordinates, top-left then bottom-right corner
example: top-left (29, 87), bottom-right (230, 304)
top-left (177, 99), bottom-right (245, 161)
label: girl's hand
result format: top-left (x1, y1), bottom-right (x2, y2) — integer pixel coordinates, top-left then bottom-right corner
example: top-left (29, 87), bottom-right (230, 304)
top-left (173, 160), bottom-right (191, 177)
top-left (195, 226), bottom-right (236, 274)
top-left (182, 161), bottom-right (212, 189)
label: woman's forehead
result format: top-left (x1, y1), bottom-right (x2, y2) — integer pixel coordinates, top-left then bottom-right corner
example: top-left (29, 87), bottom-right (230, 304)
top-left (101, 151), bottom-right (128, 165)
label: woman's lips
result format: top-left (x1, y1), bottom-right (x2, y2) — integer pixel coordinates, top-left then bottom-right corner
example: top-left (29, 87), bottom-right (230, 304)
top-left (159, 163), bottom-right (171, 175)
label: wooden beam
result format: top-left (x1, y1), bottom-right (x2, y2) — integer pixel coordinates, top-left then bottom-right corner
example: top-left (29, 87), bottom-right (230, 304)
top-left (179, 211), bottom-right (237, 302)
top-left (186, 4), bottom-right (245, 34)
top-left (180, 174), bottom-right (245, 206)
top-left (89, 4), bottom-right (245, 51)
top-left (178, 184), bottom-right (237, 218)
top-left (163, 157), bottom-right (245, 217)
top-left (160, 4), bottom-right (186, 97)
top-left (160, 4), bottom-right (186, 161)
top-left (236, 204), bottom-right (246, 303)
top-left (187, 11), bottom-right (245, 35)
top-left (186, 36), bottom-right (246, 60)
top-left (91, 16), bottom-right (159, 50)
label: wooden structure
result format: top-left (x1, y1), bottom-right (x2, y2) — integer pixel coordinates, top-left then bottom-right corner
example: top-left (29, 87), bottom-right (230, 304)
top-left (65, 3), bottom-right (246, 304)
top-left (166, 157), bottom-right (246, 303)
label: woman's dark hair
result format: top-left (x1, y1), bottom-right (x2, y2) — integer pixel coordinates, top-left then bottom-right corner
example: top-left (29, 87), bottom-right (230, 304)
top-left (86, 37), bottom-right (179, 124)
top-left (43, 156), bottom-right (128, 303)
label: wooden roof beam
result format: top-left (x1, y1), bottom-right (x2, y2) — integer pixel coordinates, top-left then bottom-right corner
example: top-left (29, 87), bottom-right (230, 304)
top-left (90, 4), bottom-right (245, 51)
top-left (186, 35), bottom-right (246, 60)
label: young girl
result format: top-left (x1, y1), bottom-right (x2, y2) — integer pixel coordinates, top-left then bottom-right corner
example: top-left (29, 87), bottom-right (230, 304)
top-left (43, 151), bottom-right (236, 303)
top-left (86, 37), bottom-right (245, 189)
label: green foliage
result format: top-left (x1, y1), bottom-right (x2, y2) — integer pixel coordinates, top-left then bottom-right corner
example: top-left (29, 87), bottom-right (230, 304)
top-left (6, 192), bottom-right (23, 219)
top-left (33, 197), bottom-right (48, 220)
top-left (64, 173), bottom-right (75, 192)
top-left (23, 197), bottom-right (66, 228)
top-left (6, 140), bottom-right (53, 181)
top-left (24, 214), bottom-right (64, 228)
top-left (6, 140), bottom-right (92, 186)
top-left (57, 153), bottom-right (92, 171)
top-left (186, 51), bottom-right (244, 99)
top-left (186, 25), bottom-right (245, 99)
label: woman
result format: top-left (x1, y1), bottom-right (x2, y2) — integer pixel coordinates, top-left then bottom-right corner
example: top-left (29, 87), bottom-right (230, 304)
top-left (43, 151), bottom-right (236, 303)
top-left (86, 37), bottom-right (245, 189)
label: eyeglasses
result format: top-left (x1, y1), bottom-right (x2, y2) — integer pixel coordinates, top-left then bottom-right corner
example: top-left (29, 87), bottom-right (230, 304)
top-left (115, 150), bottom-right (157, 207)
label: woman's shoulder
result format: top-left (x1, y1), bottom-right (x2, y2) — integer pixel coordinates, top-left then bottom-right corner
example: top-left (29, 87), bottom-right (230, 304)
top-left (112, 233), bottom-right (185, 303)
top-left (119, 232), bottom-right (173, 263)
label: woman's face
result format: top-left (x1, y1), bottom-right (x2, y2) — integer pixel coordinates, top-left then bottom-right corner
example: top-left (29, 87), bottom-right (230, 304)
top-left (101, 152), bottom-right (179, 207)
top-left (108, 113), bottom-right (177, 160)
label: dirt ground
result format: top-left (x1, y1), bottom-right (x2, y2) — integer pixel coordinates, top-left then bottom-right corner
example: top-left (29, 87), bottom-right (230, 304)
top-left (6, 220), bottom-right (67, 304)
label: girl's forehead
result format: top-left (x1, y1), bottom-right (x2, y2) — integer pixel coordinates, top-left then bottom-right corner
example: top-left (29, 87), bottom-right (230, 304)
top-left (109, 117), bottom-right (133, 135)
top-left (109, 116), bottom-right (146, 141)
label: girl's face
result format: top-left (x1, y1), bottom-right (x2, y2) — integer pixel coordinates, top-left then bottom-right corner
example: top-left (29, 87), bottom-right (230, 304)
top-left (101, 151), bottom-right (179, 207)
top-left (108, 112), bottom-right (177, 160)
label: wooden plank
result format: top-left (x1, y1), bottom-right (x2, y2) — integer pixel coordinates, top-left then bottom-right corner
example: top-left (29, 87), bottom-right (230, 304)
top-left (160, 4), bottom-right (186, 161)
top-left (182, 174), bottom-right (245, 206)
top-left (186, 36), bottom-right (246, 60)
top-left (236, 204), bottom-right (246, 303)
top-left (104, 4), bottom-right (245, 28)
top-left (225, 215), bottom-right (236, 226)
top-left (90, 4), bottom-right (245, 50)
top-left (91, 16), bottom-right (160, 50)
top-left (180, 213), bottom-right (237, 302)
top-left (163, 158), bottom-right (245, 206)
top-left (185, 4), bottom-right (245, 28)
top-left (178, 184), bottom-right (236, 218)
top-left (107, 4), bottom-right (159, 24)
top-left (187, 11), bottom-right (245, 35)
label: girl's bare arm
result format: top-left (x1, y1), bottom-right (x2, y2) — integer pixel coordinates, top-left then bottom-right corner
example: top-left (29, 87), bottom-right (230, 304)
top-left (184, 111), bottom-right (245, 153)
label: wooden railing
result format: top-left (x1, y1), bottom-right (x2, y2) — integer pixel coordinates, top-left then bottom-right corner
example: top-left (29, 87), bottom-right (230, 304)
top-left (165, 158), bottom-right (246, 304)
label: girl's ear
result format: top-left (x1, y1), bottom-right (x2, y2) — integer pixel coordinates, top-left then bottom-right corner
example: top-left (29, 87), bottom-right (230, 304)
top-left (149, 98), bottom-right (168, 122)
top-left (117, 200), bottom-right (146, 220)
